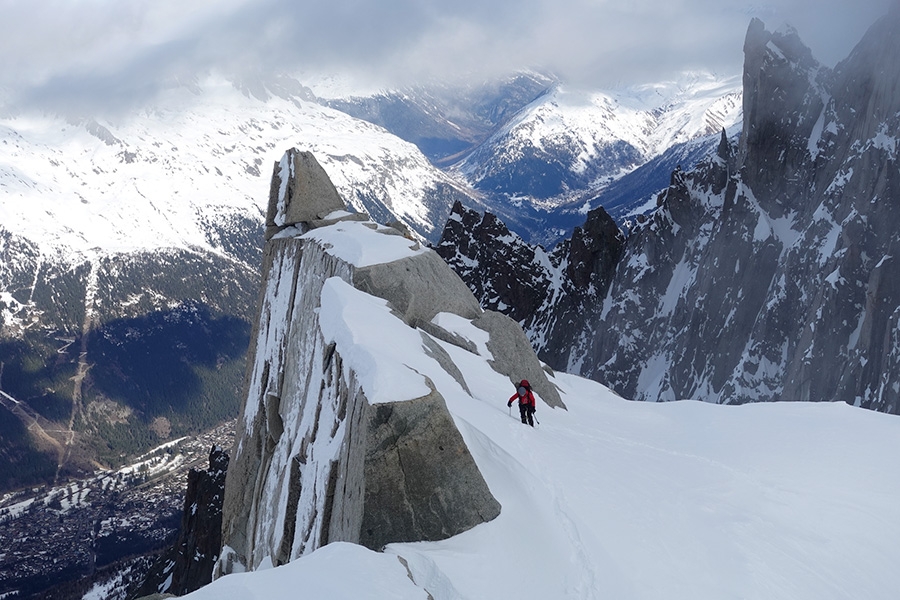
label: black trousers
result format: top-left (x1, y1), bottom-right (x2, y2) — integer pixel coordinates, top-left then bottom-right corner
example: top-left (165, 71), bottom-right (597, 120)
top-left (519, 403), bottom-right (534, 426)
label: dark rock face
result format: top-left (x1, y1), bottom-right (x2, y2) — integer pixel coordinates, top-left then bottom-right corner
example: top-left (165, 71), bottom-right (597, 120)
top-left (437, 10), bottom-right (900, 411)
top-left (134, 446), bottom-right (229, 597)
top-left (362, 389), bottom-right (500, 550)
top-left (436, 201), bottom-right (558, 325)
top-left (539, 205), bottom-right (627, 371)
top-left (168, 447), bottom-right (229, 595)
top-left (435, 200), bottom-right (624, 372)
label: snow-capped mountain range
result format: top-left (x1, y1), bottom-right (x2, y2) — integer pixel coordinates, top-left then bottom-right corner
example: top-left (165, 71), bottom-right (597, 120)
top-left (307, 69), bottom-right (742, 245)
top-left (0, 78), bottom-right (468, 258)
top-left (458, 72), bottom-right (742, 200)
top-left (318, 71), bottom-right (558, 166)
top-left (452, 72), bottom-right (742, 243)
top-left (0, 70), bottom-right (741, 264)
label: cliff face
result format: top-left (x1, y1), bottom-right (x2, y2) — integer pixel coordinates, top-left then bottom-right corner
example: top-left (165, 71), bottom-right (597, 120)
top-left (437, 10), bottom-right (900, 410)
top-left (134, 446), bottom-right (230, 597)
top-left (578, 11), bottom-right (900, 407)
top-left (217, 150), bottom-right (563, 575)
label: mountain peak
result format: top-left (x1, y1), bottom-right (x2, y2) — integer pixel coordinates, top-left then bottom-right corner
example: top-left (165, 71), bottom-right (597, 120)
top-left (218, 149), bottom-right (577, 573)
top-left (744, 18), bottom-right (815, 68)
top-left (835, 5), bottom-right (900, 125)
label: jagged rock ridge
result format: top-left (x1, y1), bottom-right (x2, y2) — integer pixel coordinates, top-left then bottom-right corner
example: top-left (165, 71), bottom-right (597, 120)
top-left (438, 8), bottom-right (900, 410)
top-left (217, 149), bottom-right (565, 576)
top-left (435, 200), bottom-right (625, 369)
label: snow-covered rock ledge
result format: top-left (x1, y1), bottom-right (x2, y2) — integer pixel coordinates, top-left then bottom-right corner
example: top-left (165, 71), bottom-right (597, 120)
top-left (216, 150), bottom-right (563, 575)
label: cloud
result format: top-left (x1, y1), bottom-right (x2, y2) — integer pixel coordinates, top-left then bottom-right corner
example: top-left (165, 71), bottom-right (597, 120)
top-left (0, 0), bottom-right (895, 114)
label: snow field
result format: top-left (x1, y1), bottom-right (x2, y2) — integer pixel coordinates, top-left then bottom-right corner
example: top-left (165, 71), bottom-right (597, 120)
top-left (301, 220), bottom-right (427, 269)
top-left (189, 277), bottom-right (900, 599)
top-left (395, 358), bottom-right (900, 600)
top-left (183, 542), bottom-right (427, 600)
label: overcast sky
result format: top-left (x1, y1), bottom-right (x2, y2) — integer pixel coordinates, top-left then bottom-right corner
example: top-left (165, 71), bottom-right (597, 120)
top-left (0, 0), bottom-right (896, 113)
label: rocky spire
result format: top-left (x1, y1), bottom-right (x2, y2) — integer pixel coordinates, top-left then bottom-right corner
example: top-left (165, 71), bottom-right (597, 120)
top-left (217, 148), bottom-right (570, 577)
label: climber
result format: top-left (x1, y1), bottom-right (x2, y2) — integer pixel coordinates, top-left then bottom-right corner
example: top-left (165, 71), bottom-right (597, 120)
top-left (507, 379), bottom-right (536, 427)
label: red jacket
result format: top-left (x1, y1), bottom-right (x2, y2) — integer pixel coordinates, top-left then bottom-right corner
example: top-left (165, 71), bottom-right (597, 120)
top-left (509, 381), bottom-right (536, 407)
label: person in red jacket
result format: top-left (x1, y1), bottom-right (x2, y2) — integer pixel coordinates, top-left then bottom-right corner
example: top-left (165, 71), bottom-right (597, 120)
top-left (508, 379), bottom-right (536, 426)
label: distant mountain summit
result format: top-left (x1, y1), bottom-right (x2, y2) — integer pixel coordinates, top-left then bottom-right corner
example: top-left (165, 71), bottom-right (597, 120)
top-left (321, 72), bottom-right (557, 165)
top-left (439, 8), bottom-right (900, 410)
top-left (450, 72), bottom-right (742, 245)
top-left (317, 71), bottom-right (742, 246)
top-left (456, 72), bottom-right (742, 201)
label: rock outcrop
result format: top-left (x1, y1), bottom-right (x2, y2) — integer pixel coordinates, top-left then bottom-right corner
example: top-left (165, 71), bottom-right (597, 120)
top-left (436, 199), bottom-right (624, 375)
top-left (134, 446), bottom-right (229, 597)
top-left (216, 150), bottom-right (563, 576)
top-left (265, 150), bottom-right (347, 240)
top-left (168, 447), bottom-right (229, 595)
top-left (361, 387), bottom-right (500, 550)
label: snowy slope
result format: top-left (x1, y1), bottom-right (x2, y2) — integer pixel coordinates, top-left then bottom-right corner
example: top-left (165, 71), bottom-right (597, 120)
top-left (187, 216), bottom-right (900, 599)
top-left (187, 334), bottom-right (900, 599)
top-left (0, 76), bottom-right (471, 257)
